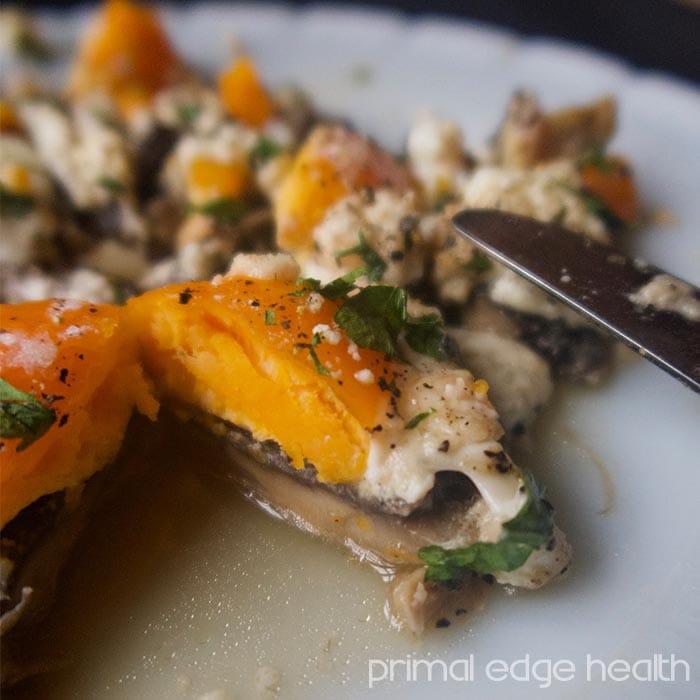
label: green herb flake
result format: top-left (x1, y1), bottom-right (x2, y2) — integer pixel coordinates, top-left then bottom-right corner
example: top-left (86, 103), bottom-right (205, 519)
top-left (187, 197), bottom-right (247, 226)
top-left (404, 313), bottom-right (447, 360)
top-left (557, 180), bottom-right (624, 232)
top-left (405, 408), bottom-right (436, 430)
top-left (433, 191), bottom-right (456, 212)
top-left (336, 231), bottom-right (387, 282)
top-left (264, 309), bottom-right (277, 326)
top-left (418, 469), bottom-right (554, 588)
top-left (0, 184), bottom-right (35, 218)
top-left (309, 333), bottom-right (331, 376)
top-left (98, 176), bottom-right (126, 194)
top-left (15, 31), bottom-right (51, 62)
top-left (577, 145), bottom-right (615, 173)
top-left (318, 268), bottom-right (364, 300)
top-left (463, 250), bottom-right (492, 273)
top-left (175, 103), bottom-right (202, 129)
top-left (0, 377), bottom-right (57, 452)
top-left (334, 285), bottom-right (407, 357)
top-left (250, 137), bottom-right (281, 166)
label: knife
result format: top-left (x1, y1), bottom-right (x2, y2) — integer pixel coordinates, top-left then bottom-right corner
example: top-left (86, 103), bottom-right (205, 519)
top-left (452, 209), bottom-right (700, 393)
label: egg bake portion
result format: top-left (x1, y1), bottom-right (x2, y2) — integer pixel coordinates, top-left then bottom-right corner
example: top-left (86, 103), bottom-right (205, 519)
top-left (128, 254), bottom-right (571, 632)
top-left (0, 299), bottom-right (157, 682)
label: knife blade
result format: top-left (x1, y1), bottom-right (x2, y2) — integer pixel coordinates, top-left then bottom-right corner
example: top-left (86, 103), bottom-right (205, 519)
top-left (452, 209), bottom-right (700, 393)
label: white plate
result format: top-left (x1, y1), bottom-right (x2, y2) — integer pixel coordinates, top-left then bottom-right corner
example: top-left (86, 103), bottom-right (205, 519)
top-left (19, 4), bottom-right (700, 699)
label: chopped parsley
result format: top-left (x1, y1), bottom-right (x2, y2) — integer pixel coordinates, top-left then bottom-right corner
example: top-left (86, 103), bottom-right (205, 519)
top-left (309, 333), bottom-right (331, 375)
top-left (98, 176), bottom-right (126, 194)
top-left (175, 103), bottom-right (202, 129)
top-left (187, 197), bottom-right (247, 225)
top-left (334, 285), bottom-right (407, 358)
top-left (557, 181), bottom-right (624, 232)
top-left (250, 137), bottom-right (282, 166)
top-left (418, 470), bottom-right (554, 588)
top-left (336, 231), bottom-right (387, 282)
top-left (405, 408), bottom-right (436, 430)
top-left (15, 31), bottom-right (51, 62)
top-left (0, 378), bottom-right (56, 452)
top-left (433, 191), bottom-right (456, 212)
top-left (294, 274), bottom-right (447, 361)
top-left (0, 184), bottom-right (35, 218)
top-left (577, 145), bottom-right (617, 173)
top-left (264, 309), bottom-right (277, 325)
top-left (404, 313), bottom-right (447, 360)
top-left (463, 250), bottom-right (492, 273)
top-left (315, 268), bottom-right (365, 301)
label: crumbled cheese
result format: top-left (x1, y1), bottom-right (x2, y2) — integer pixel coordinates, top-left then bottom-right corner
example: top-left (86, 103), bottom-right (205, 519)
top-left (459, 161), bottom-right (609, 243)
top-left (227, 252), bottom-right (300, 281)
top-left (304, 189), bottom-right (425, 287)
top-left (347, 341), bottom-right (361, 361)
top-left (312, 323), bottom-right (341, 345)
top-left (630, 274), bottom-right (700, 322)
top-left (353, 368), bottom-right (374, 384)
top-left (0, 330), bottom-right (57, 369)
top-left (407, 111), bottom-right (468, 201)
top-left (19, 97), bottom-right (133, 209)
top-left (305, 292), bottom-right (324, 313)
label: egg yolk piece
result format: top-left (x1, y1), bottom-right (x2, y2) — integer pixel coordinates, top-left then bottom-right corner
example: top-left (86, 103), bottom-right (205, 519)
top-left (0, 301), bottom-right (158, 528)
top-left (128, 277), bottom-right (398, 484)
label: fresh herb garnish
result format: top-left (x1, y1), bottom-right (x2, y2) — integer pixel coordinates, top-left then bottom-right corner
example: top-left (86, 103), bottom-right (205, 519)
top-left (175, 103), bottom-right (202, 129)
top-left (250, 137), bottom-right (281, 166)
top-left (336, 231), bottom-right (387, 282)
top-left (463, 250), bottom-right (492, 273)
top-left (577, 145), bottom-right (615, 173)
top-left (0, 184), bottom-right (35, 218)
top-left (405, 408), bottom-right (436, 430)
top-left (264, 309), bottom-right (277, 325)
top-left (404, 313), bottom-right (447, 360)
top-left (316, 268), bottom-right (365, 301)
top-left (309, 333), bottom-right (331, 375)
top-left (293, 268), bottom-right (364, 301)
top-left (557, 181), bottom-right (624, 232)
top-left (98, 176), bottom-right (126, 194)
top-left (334, 285), bottom-right (407, 358)
top-left (418, 470), bottom-right (554, 588)
top-left (187, 197), bottom-right (247, 225)
top-left (294, 274), bottom-right (447, 360)
top-left (433, 191), bottom-right (456, 212)
top-left (15, 31), bottom-right (51, 62)
top-left (0, 377), bottom-right (56, 452)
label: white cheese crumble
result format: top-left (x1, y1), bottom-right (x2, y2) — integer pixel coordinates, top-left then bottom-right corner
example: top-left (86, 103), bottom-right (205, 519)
top-left (303, 189), bottom-right (426, 287)
top-left (227, 252), bottom-right (300, 281)
top-left (353, 368), bottom-right (374, 384)
top-left (312, 324), bottom-right (341, 345)
top-left (407, 111), bottom-right (468, 201)
top-left (305, 292), bottom-right (324, 313)
top-left (18, 97), bottom-right (133, 209)
top-left (629, 274), bottom-right (700, 322)
top-left (0, 330), bottom-right (57, 369)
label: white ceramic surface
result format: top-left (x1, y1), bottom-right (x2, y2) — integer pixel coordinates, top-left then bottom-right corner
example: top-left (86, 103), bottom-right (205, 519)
top-left (15, 4), bottom-right (700, 699)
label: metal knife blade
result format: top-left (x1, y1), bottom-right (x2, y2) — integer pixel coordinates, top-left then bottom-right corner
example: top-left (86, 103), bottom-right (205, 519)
top-left (452, 209), bottom-right (700, 393)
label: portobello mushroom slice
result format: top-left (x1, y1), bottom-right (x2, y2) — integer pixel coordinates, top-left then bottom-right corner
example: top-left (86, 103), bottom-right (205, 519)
top-left (128, 253), bottom-right (572, 631)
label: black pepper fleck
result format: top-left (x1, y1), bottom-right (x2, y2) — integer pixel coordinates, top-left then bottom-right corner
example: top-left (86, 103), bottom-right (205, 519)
top-left (438, 440), bottom-right (450, 453)
top-left (436, 618), bottom-right (451, 629)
